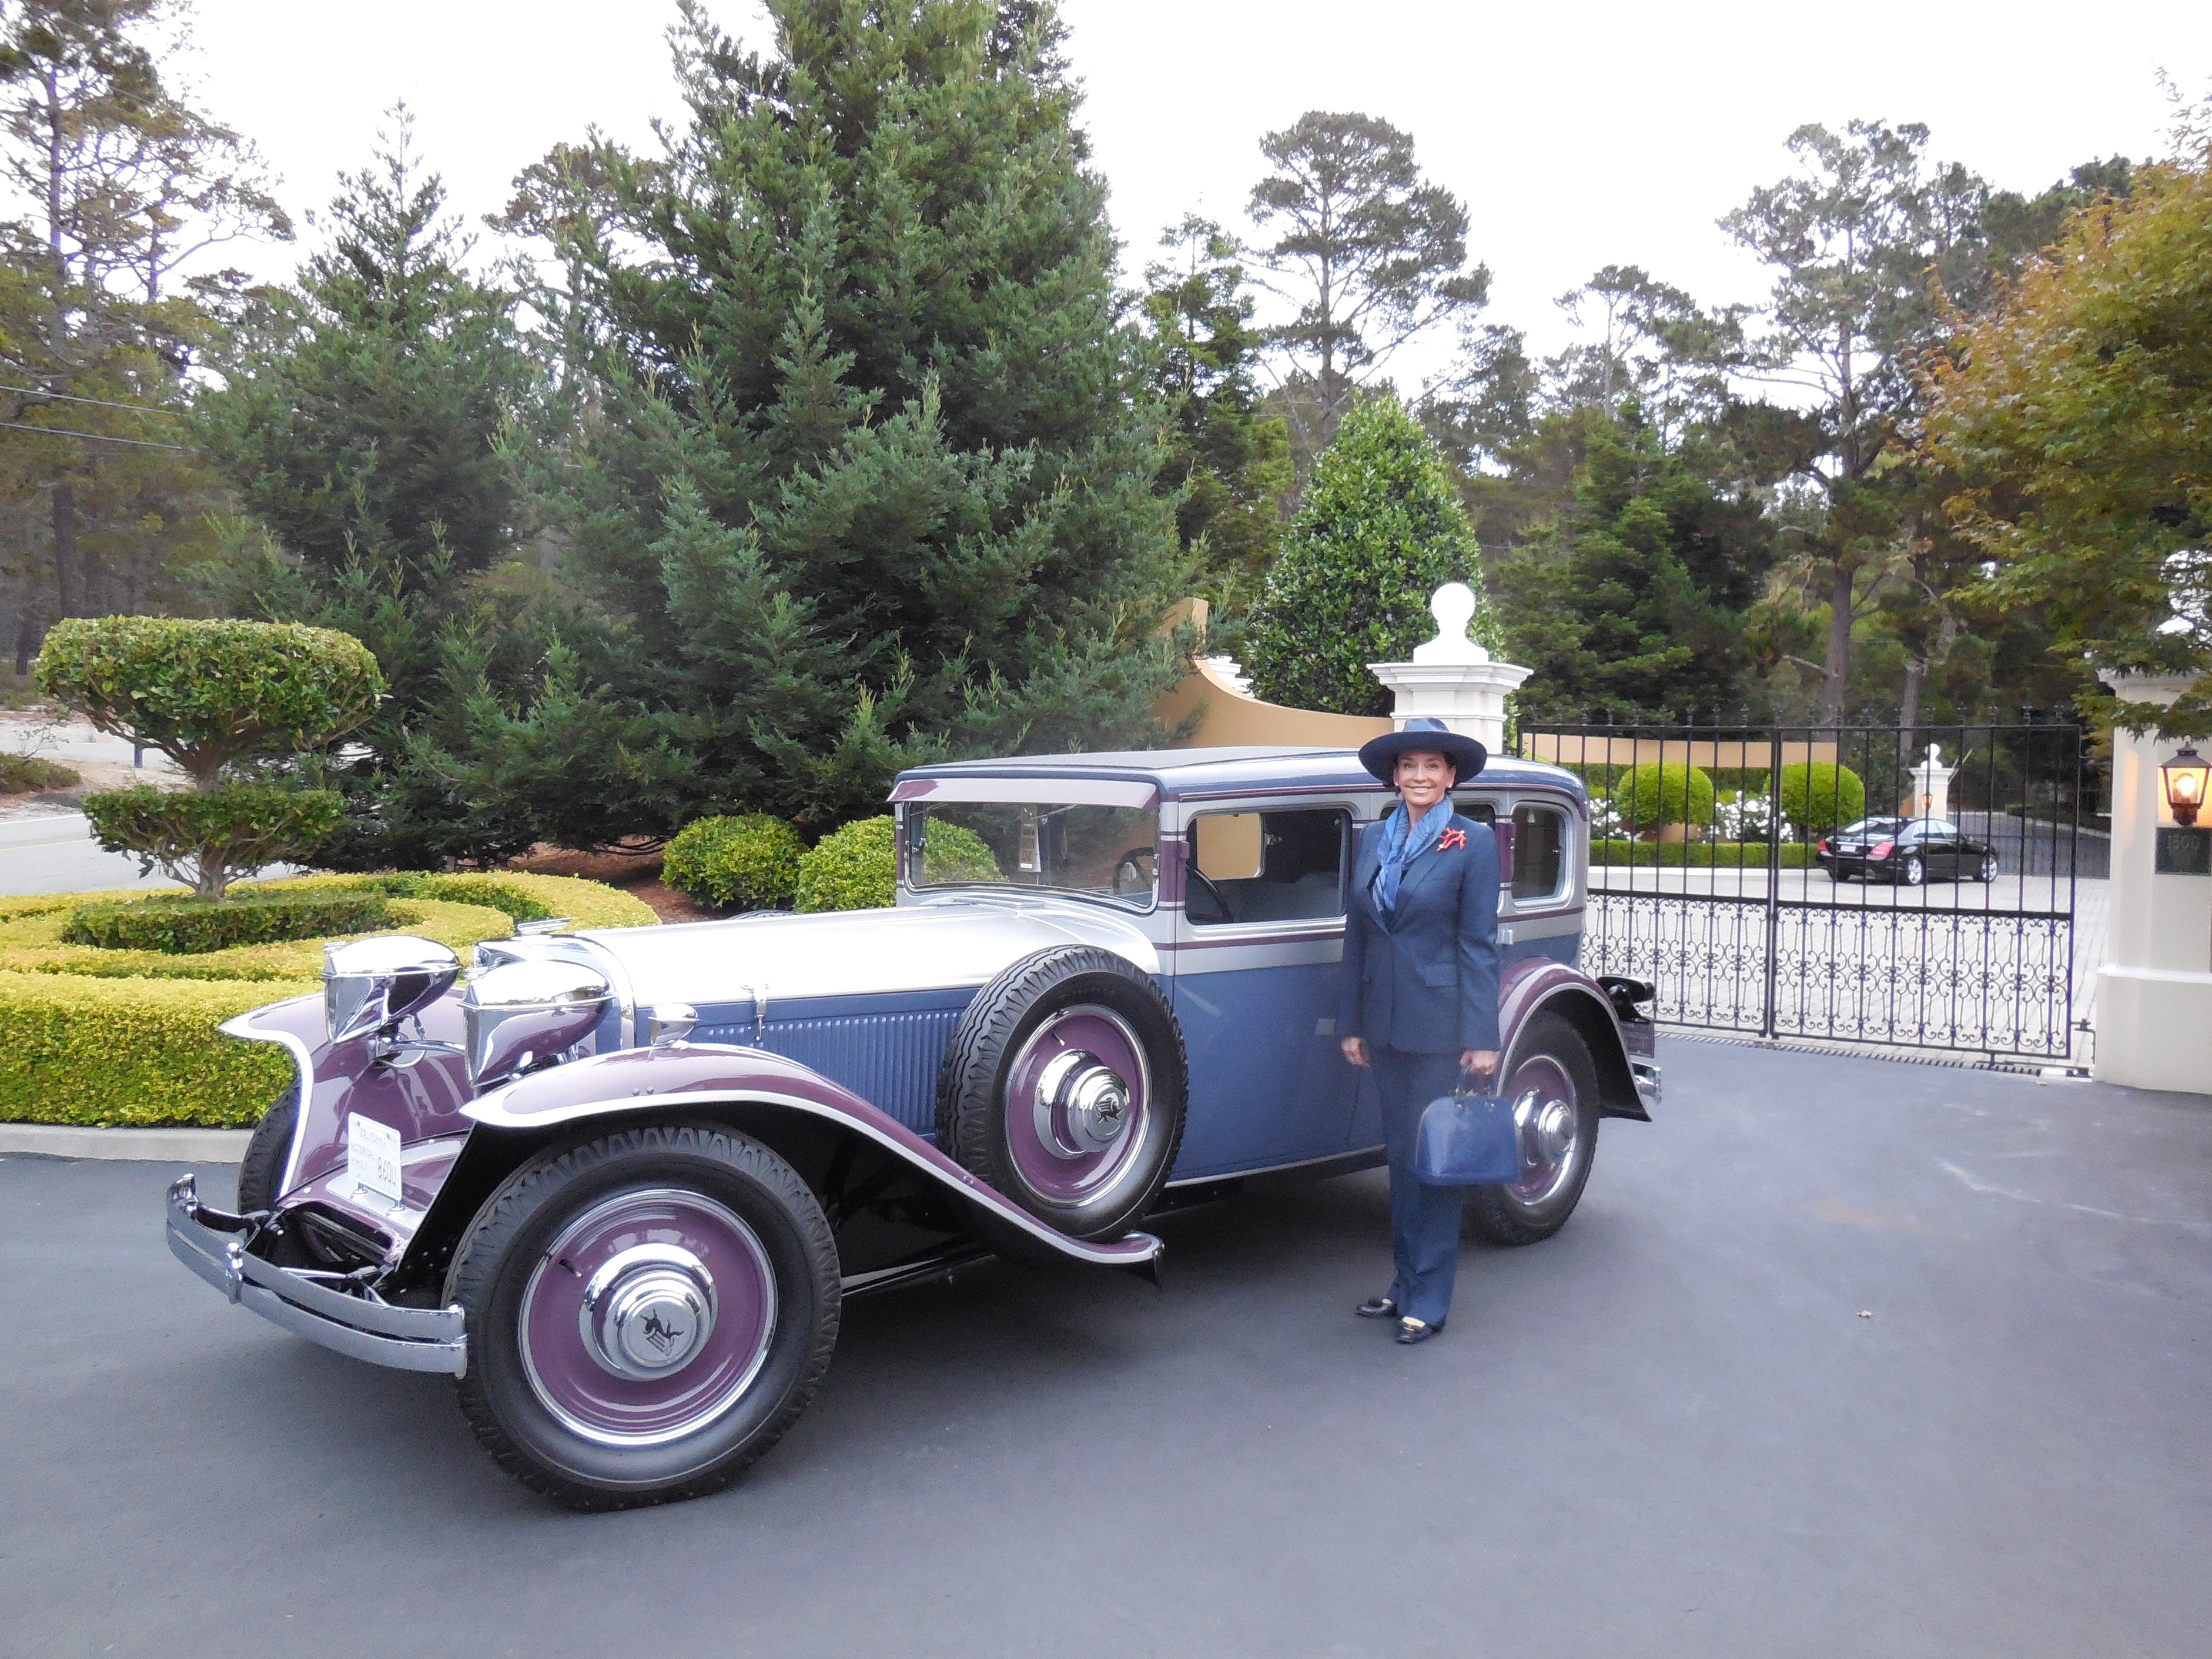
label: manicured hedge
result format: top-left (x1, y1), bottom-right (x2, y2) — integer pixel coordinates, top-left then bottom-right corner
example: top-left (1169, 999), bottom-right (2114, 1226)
top-left (1612, 761), bottom-right (1717, 829)
top-left (794, 817), bottom-right (999, 912)
top-left (0, 971), bottom-right (302, 1128)
top-left (62, 891), bottom-right (393, 953)
top-left (1592, 839), bottom-right (1815, 868)
top-left (0, 871), bottom-right (655, 1126)
top-left (662, 814), bottom-right (805, 911)
top-left (1775, 762), bottom-right (1866, 836)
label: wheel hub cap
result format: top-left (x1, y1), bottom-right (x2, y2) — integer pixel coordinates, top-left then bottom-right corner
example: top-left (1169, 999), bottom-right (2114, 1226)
top-left (1033, 1048), bottom-right (1131, 1159)
top-left (1528, 1098), bottom-right (1576, 1165)
top-left (579, 1244), bottom-right (717, 1379)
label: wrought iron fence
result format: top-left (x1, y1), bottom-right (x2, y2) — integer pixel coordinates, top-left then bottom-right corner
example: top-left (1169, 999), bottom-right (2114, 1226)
top-left (1514, 716), bottom-right (2093, 1061)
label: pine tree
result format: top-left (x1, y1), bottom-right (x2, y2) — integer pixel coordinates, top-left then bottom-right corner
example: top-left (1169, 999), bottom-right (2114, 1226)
top-left (1240, 392), bottom-right (1498, 716)
top-left (484, 0), bottom-right (1193, 842)
top-left (195, 111), bottom-right (547, 866)
top-left (1488, 408), bottom-right (1772, 717)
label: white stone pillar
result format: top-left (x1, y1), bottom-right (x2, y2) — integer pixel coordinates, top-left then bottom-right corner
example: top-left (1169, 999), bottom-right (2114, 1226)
top-left (1367, 583), bottom-right (1533, 754)
top-left (1908, 743), bottom-right (1957, 821)
top-left (2096, 672), bottom-right (2212, 1092)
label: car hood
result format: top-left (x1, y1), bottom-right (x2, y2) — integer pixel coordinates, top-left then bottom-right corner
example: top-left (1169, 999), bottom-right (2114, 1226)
top-left (565, 897), bottom-right (1162, 1010)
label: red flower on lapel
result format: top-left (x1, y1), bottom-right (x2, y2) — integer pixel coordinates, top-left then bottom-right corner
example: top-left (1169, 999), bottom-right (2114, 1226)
top-left (1438, 827), bottom-right (1467, 852)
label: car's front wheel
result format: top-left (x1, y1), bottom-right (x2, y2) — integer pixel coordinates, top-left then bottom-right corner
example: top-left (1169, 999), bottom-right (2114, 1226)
top-left (447, 1122), bottom-right (839, 1511)
top-left (1464, 1012), bottom-right (1600, 1247)
top-left (233, 1083), bottom-right (299, 1213)
top-left (1977, 852), bottom-right (1998, 882)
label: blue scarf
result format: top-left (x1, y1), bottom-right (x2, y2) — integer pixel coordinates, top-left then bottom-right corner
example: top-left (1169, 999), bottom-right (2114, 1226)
top-left (1373, 798), bottom-right (1450, 915)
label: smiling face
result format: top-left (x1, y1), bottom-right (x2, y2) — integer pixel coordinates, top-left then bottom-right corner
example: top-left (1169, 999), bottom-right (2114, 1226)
top-left (1394, 748), bottom-right (1456, 813)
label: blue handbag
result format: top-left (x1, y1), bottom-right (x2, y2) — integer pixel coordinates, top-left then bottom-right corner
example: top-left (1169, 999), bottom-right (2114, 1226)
top-left (1411, 1071), bottom-right (1521, 1186)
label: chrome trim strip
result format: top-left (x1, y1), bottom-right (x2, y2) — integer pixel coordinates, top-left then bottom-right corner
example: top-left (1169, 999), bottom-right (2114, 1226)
top-left (220, 999), bottom-right (319, 1199)
top-left (462, 1083), bottom-right (1162, 1270)
top-left (1165, 1141), bottom-right (1387, 1188)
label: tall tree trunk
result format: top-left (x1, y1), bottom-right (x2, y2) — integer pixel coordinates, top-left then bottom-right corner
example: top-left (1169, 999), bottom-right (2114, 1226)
top-left (1818, 560), bottom-right (1852, 724)
top-left (1899, 656), bottom-right (1925, 737)
top-left (50, 480), bottom-right (80, 617)
top-left (13, 611), bottom-right (41, 677)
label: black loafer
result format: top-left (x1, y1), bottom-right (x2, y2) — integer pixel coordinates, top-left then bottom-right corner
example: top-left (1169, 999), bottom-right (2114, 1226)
top-left (1356, 1296), bottom-right (1398, 1319)
top-left (1395, 1317), bottom-right (1443, 1344)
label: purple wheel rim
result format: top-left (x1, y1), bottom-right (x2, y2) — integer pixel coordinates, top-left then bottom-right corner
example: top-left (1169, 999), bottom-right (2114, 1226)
top-left (1003, 1004), bottom-right (1152, 1205)
top-left (518, 1187), bottom-right (776, 1447)
top-left (1504, 1053), bottom-right (1580, 1206)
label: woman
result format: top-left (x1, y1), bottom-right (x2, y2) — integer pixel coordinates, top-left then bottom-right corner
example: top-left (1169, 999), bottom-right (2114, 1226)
top-left (1338, 717), bottom-right (1502, 1345)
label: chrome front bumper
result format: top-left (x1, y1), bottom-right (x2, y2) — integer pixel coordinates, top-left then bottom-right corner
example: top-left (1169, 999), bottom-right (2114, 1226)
top-left (166, 1175), bottom-right (468, 1376)
top-left (1630, 1057), bottom-right (1662, 1112)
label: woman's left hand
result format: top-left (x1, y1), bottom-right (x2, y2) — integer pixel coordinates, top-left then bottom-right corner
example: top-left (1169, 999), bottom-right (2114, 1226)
top-left (1461, 1048), bottom-right (1500, 1078)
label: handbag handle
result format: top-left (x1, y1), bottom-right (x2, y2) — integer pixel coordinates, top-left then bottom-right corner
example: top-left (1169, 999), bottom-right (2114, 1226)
top-left (1453, 1056), bottom-right (1501, 1098)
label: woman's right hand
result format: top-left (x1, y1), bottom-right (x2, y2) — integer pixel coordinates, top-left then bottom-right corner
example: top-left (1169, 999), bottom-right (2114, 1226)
top-left (1340, 1035), bottom-right (1369, 1068)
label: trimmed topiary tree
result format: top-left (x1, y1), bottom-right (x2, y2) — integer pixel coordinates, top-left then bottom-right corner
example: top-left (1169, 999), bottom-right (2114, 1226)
top-left (1615, 761), bottom-right (1717, 832)
top-left (661, 814), bottom-right (806, 912)
top-left (36, 617), bottom-right (383, 899)
top-left (1774, 761), bottom-right (1866, 837)
top-left (1239, 392), bottom-right (1502, 715)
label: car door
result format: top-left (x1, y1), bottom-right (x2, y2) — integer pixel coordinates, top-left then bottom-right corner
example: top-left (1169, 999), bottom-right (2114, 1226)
top-left (1170, 798), bottom-right (1362, 1176)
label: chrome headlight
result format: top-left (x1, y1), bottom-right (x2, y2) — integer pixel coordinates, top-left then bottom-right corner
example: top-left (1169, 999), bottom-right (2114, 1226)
top-left (462, 958), bottom-right (615, 1086)
top-left (323, 936), bottom-right (463, 1045)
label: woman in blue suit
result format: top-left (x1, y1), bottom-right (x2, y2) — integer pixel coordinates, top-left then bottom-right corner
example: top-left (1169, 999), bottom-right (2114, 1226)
top-left (1338, 717), bottom-right (1501, 1344)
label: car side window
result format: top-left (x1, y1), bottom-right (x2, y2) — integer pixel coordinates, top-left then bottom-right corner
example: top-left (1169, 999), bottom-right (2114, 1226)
top-left (1187, 807), bottom-right (1349, 927)
top-left (1509, 803), bottom-right (1568, 901)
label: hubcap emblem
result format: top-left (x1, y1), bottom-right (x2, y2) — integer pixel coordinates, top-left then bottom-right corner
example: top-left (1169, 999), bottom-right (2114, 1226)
top-left (1034, 1048), bottom-right (1132, 1159)
top-left (578, 1245), bottom-right (718, 1380)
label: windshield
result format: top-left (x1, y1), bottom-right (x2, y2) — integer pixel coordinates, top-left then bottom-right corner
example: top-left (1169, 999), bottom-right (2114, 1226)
top-left (908, 801), bottom-right (1159, 907)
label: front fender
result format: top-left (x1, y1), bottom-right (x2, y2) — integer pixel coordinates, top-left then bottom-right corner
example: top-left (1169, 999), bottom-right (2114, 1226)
top-left (1501, 959), bottom-right (1652, 1121)
top-left (459, 1044), bottom-right (1163, 1272)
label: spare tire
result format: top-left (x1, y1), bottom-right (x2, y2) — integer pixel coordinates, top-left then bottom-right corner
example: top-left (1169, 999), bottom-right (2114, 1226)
top-left (936, 945), bottom-right (1187, 1241)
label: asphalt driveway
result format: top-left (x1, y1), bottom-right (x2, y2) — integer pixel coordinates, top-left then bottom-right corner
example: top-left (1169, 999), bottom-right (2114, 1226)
top-left (2, 1039), bottom-right (2206, 1658)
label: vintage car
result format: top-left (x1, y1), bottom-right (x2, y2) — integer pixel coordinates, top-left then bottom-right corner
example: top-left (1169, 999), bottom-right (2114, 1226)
top-left (168, 745), bottom-right (1658, 1509)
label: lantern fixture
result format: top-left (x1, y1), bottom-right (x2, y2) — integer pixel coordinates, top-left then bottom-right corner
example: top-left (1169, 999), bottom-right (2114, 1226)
top-left (2160, 745), bottom-right (2210, 826)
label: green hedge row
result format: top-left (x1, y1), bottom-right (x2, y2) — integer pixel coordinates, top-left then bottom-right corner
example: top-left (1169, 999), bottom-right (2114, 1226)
top-left (1592, 840), bottom-right (1815, 868)
top-left (62, 890), bottom-right (394, 953)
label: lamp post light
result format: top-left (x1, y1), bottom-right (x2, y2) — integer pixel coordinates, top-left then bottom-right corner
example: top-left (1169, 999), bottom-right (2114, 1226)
top-left (2160, 745), bottom-right (2211, 826)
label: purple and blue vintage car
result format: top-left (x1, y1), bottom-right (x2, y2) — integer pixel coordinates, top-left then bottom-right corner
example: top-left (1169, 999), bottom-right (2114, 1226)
top-left (167, 745), bottom-right (1658, 1507)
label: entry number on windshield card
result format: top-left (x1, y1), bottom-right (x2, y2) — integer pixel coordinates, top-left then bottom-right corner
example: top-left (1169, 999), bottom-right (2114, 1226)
top-left (347, 1114), bottom-right (404, 1206)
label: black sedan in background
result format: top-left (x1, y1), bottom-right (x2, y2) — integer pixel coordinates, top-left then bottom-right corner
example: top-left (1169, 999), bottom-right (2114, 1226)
top-left (1818, 817), bottom-right (1999, 885)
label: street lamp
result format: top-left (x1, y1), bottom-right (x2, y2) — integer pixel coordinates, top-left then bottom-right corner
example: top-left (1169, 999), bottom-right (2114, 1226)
top-left (2160, 745), bottom-right (2211, 825)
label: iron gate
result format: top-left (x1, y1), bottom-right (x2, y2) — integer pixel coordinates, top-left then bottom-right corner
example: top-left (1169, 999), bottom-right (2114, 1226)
top-left (1514, 720), bottom-right (2094, 1062)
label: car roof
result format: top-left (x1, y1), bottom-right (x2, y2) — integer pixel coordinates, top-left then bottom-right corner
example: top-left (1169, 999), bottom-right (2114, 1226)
top-left (896, 745), bottom-right (1586, 803)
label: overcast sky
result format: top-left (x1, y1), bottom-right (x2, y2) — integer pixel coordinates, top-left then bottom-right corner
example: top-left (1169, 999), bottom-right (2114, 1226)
top-left (184, 0), bottom-right (2211, 390)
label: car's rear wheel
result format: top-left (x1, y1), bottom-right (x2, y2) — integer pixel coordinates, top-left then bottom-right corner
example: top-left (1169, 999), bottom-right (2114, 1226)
top-left (1899, 855), bottom-right (1925, 887)
top-left (447, 1122), bottom-right (839, 1511)
top-left (233, 1083), bottom-right (299, 1213)
top-left (1464, 1013), bottom-right (1600, 1247)
top-left (938, 945), bottom-right (1187, 1241)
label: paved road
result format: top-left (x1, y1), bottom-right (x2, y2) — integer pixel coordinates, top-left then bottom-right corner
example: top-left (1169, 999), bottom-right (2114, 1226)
top-left (3, 1040), bottom-right (2207, 1658)
top-left (0, 810), bottom-right (188, 896)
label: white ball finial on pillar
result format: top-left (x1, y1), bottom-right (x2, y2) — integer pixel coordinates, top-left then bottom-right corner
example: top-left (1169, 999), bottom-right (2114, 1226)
top-left (1368, 581), bottom-right (1531, 752)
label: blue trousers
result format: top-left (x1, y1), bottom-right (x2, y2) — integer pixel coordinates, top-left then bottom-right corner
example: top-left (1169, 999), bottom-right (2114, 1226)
top-left (1371, 1046), bottom-right (1468, 1327)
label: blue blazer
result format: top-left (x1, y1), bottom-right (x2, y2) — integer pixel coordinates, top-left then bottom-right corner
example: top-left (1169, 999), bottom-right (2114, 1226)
top-left (1338, 810), bottom-right (1502, 1054)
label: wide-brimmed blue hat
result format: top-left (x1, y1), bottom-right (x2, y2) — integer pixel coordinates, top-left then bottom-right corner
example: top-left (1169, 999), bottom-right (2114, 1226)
top-left (1358, 717), bottom-right (1487, 784)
